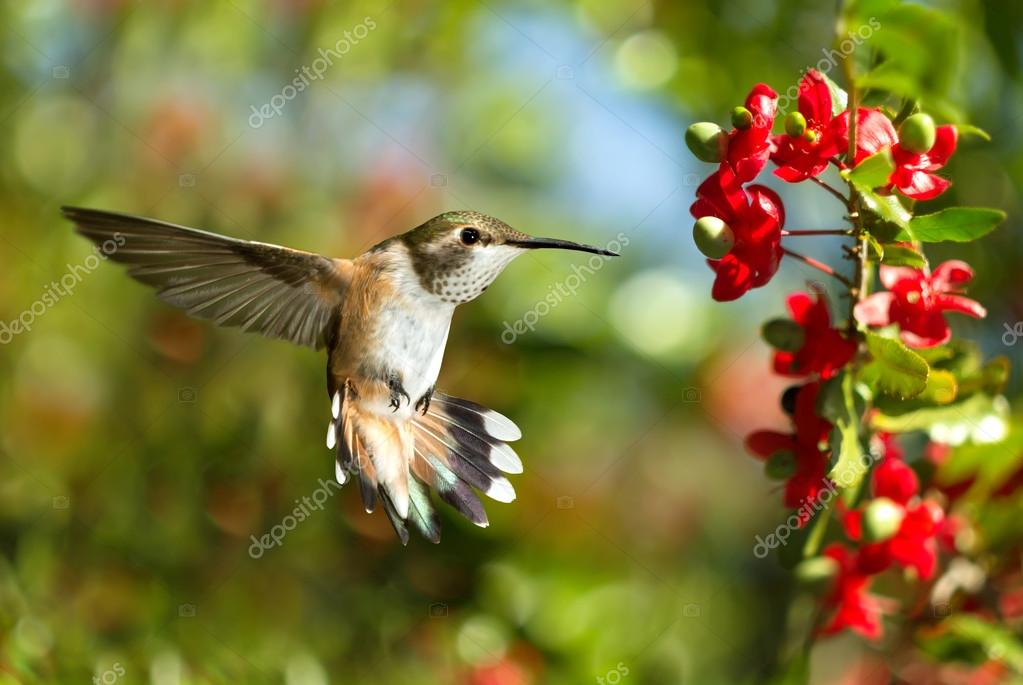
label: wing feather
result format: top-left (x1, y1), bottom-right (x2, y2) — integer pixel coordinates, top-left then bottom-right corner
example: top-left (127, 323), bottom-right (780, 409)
top-left (63, 206), bottom-right (352, 349)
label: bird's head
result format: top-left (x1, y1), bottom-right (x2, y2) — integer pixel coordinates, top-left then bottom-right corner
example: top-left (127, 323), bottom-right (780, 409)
top-left (393, 211), bottom-right (618, 305)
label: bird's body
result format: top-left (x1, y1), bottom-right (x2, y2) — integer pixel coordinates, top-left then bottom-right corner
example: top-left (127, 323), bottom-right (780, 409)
top-left (64, 206), bottom-right (616, 543)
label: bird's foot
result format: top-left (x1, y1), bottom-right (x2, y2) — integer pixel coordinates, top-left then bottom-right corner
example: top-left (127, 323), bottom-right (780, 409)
top-left (415, 385), bottom-right (435, 416)
top-left (388, 373), bottom-right (410, 412)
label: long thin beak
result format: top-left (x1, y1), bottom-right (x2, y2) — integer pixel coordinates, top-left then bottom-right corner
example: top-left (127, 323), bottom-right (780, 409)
top-left (505, 237), bottom-right (619, 257)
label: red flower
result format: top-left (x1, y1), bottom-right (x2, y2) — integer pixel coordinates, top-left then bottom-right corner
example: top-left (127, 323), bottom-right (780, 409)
top-left (820, 544), bottom-right (886, 640)
top-left (889, 125), bottom-right (957, 200)
top-left (773, 291), bottom-right (857, 379)
top-left (846, 501), bottom-right (945, 580)
top-left (873, 452), bottom-right (918, 505)
top-left (854, 261), bottom-right (986, 348)
top-left (843, 453), bottom-right (946, 580)
top-left (770, 72), bottom-right (898, 182)
top-left (746, 382), bottom-right (833, 518)
top-left (770, 70), bottom-right (846, 181)
top-left (690, 167), bottom-right (785, 301)
top-left (725, 83), bottom-right (778, 182)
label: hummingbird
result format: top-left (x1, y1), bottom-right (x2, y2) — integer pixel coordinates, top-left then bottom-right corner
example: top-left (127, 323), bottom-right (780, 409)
top-left (63, 206), bottom-right (617, 544)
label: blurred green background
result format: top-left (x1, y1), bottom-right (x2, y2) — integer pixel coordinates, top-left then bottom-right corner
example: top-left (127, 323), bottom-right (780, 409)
top-left (0, 1), bottom-right (1020, 683)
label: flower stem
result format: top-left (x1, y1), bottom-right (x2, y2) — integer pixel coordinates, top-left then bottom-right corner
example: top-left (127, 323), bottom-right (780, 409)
top-left (809, 176), bottom-right (852, 207)
top-left (843, 54), bottom-right (870, 332)
top-left (782, 248), bottom-right (854, 288)
top-left (782, 229), bottom-right (853, 237)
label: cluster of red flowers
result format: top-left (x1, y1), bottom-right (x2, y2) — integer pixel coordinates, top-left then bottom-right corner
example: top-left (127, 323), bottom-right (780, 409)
top-left (686, 69), bottom-right (994, 644)
top-left (821, 435), bottom-right (962, 638)
top-left (688, 69), bottom-right (961, 303)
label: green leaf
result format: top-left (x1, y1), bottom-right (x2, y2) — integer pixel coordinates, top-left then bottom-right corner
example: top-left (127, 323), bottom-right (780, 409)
top-left (859, 189), bottom-right (911, 229)
top-left (855, 4), bottom-right (960, 103)
top-left (866, 235), bottom-right (885, 261)
top-left (955, 124), bottom-right (991, 141)
top-left (938, 420), bottom-right (1023, 494)
top-left (847, 150), bottom-right (895, 190)
top-left (822, 373), bottom-right (869, 503)
top-left (860, 332), bottom-right (930, 399)
top-left (880, 243), bottom-right (927, 268)
top-left (907, 207), bottom-right (1006, 243)
top-left (872, 393), bottom-right (1009, 445)
top-left (767, 652), bottom-right (810, 685)
top-left (917, 369), bottom-right (958, 405)
top-left (922, 616), bottom-right (1023, 674)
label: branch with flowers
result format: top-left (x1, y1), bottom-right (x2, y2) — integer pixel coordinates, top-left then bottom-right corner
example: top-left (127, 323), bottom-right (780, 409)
top-left (684, 1), bottom-right (1020, 679)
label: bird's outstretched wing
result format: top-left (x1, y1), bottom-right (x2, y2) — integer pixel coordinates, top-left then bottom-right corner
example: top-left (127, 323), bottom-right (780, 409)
top-left (329, 385), bottom-right (522, 544)
top-left (63, 206), bottom-right (352, 349)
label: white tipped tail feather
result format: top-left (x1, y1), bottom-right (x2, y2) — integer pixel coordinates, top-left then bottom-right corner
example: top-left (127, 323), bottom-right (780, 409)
top-left (326, 389), bottom-right (522, 544)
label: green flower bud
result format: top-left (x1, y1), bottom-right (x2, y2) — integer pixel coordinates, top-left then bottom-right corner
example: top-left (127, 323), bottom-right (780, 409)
top-left (900, 112), bottom-right (937, 154)
top-left (765, 450), bottom-right (797, 480)
top-left (802, 129), bottom-right (818, 144)
top-left (784, 111), bottom-right (807, 137)
top-left (795, 556), bottom-right (840, 590)
top-left (692, 216), bottom-right (734, 260)
top-left (731, 106), bottom-right (753, 130)
top-left (685, 122), bottom-right (727, 163)
top-left (863, 497), bottom-right (905, 543)
top-left (761, 318), bottom-right (806, 352)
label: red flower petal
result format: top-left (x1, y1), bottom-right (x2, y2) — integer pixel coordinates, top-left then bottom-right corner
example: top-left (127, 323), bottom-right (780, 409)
top-left (936, 294), bottom-right (987, 319)
top-left (691, 168), bottom-right (745, 221)
top-left (926, 125), bottom-right (958, 167)
top-left (745, 430), bottom-right (794, 459)
top-left (709, 253), bottom-right (755, 301)
top-left (798, 70), bottom-right (834, 125)
top-left (879, 265), bottom-right (920, 290)
top-left (931, 260), bottom-right (974, 291)
top-left (851, 108), bottom-right (899, 163)
top-left (892, 168), bottom-right (951, 200)
top-left (786, 291), bottom-right (815, 321)
top-left (898, 311), bottom-right (951, 348)
top-left (854, 292), bottom-right (895, 327)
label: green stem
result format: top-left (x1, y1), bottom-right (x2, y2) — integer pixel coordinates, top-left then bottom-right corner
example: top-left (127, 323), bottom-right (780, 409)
top-left (843, 52), bottom-right (870, 333)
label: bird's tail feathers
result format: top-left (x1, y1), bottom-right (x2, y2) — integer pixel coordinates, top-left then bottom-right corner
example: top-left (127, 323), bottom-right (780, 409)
top-left (326, 388), bottom-right (522, 544)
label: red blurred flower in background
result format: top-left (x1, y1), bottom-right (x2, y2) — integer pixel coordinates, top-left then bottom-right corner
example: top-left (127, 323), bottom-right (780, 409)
top-left (773, 291), bottom-right (857, 379)
top-left (821, 544), bottom-right (887, 639)
top-left (725, 83), bottom-right (779, 182)
top-left (843, 445), bottom-right (947, 580)
top-left (690, 168), bottom-right (785, 301)
top-left (890, 125), bottom-right (958, 200)
top-left (855, 261), bottom-right (986, 348)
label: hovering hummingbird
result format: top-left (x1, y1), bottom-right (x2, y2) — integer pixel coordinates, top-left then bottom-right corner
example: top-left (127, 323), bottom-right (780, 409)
top-left (63, 207), bottom-right (617, 544)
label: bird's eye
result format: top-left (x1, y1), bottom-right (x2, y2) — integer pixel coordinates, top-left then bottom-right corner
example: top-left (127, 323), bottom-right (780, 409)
top-left (460, 228), bottom-right (480, 245)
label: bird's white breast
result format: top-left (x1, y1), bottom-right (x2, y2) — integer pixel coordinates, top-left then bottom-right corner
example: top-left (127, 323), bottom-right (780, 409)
top-left (367, 254), bottom-right (455, 418)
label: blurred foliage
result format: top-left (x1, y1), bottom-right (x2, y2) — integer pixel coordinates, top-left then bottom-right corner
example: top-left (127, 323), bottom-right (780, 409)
top-left (0, 0), bottom-right (1020, 683)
